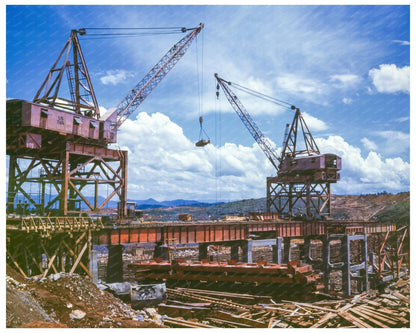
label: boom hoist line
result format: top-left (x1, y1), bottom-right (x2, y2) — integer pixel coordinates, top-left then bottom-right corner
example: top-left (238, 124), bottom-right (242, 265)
top-left (105, 23), bottom-right (204, 129)
top-left (215, 73), bottom-right (283, 172)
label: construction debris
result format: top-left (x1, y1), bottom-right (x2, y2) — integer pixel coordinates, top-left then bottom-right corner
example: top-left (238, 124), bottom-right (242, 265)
top-left (159, 279), bottom-right (410, 328)
top-left (7, 256), bottom-right (410, 329)
top-left (6, 265), bottom-right (165, 328)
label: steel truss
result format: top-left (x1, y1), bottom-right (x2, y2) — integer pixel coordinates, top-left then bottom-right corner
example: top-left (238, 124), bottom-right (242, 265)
top-left (7, 143), bottom-right (127, 217)
top-left (267, 177), bottom-right (331, 218)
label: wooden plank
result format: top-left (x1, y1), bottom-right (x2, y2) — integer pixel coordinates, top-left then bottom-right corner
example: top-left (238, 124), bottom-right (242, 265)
top-left (349, 308), bottom-right (389, 328)
top-left (356, 306), bottom-right (400, 326)
top-left (261, 306), bottom-right (301, 314)
top-left (336, 302), bottom-right (356, 313)
top-left (285, 301), bottom-right (339, 313)
top-left (380, 293), bottom-right (400, 301)
top-left (338, 311), bottom-right (373, 328)
top-left (206, 317), bottom-right (253, 328)
top-left (310, 312), bottom-right (337, 328)
top-left (163, 316), bottom-right (214, 328)
top-left (284, 311), bottom-right (327, 318)
top-left (392, 291), bottom-right (410, 304)
top-left (362, 299), bottom-right (382, 307)
top-left (360, 305), bottom-right (409, 325)
top-left (214, 310), bottom-right (268, 328)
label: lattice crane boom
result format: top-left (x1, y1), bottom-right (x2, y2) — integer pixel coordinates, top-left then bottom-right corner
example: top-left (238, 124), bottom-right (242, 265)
top-left (111, 23), bottom-right (204, 128)
top-left (215, 73), bottom-right (281, 172)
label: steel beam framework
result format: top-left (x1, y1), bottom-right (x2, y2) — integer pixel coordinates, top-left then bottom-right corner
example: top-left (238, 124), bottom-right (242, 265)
top-left (7, 143), bottom-right (127, 217)
top-left (267, 177), bottom-right (331, 218)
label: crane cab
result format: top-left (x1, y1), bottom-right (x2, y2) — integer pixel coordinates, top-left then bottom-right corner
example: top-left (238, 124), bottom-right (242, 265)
top-left (279, 153), bottom-right (341, 183)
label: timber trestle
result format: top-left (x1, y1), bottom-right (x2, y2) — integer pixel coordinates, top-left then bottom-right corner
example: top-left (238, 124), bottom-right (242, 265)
top-left (6, 216), bottom-right (103, 278)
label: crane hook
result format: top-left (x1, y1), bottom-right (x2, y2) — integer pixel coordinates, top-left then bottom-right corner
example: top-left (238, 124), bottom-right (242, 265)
top-left (195, 116), bottom-right (210, 147)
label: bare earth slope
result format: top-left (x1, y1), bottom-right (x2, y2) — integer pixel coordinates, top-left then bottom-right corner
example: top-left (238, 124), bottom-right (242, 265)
top-left (6, 265), bottom-right (164, 328)
top-left (142, 192), bottom-right (410, 223)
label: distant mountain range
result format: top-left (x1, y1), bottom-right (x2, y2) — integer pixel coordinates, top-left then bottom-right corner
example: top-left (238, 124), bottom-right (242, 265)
top-left (11, 192), bottom-right (409, 227)
top-left (11, 194), bottom-right (218, 211)
top-left (132, 198), bottom-right (219, 209)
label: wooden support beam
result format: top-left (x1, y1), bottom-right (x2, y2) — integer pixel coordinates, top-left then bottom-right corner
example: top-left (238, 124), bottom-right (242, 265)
top-left (69, 241), bottom-right (88, 274)
top-left (24, 244), bottom-right (44, 275)
top-left (62, 239), bottom-right (92, 278)
top-left (6, 245), bottom-right (27, 278)
top-left (41, 240), bottom-right (62, 277)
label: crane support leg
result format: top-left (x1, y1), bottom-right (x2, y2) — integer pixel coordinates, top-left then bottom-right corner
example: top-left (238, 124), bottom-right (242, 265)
top-left (267, 177), bottom-right (332, 219)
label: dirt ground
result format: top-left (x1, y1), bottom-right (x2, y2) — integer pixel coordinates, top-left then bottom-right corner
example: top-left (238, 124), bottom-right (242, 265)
top-left (6, 264), bottom-right (165, 328)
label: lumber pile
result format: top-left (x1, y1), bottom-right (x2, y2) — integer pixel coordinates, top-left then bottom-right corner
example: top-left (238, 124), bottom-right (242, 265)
top-left (159, 279), bottom-right (409, 328)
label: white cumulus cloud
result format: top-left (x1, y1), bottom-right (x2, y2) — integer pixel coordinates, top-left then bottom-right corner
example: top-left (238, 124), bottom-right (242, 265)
top-left (316, 135), bottom-right (409, 194)
top-left (276, 74), bottom-right (326, 95)
top-left (115, 113), bottom-right (409, 201)
top-left (100, 69), bottom-right (135, 85)
top-left (302, 112), bottom-right (328, 131)
top-left (368, 64), bottom-right (409, 94)
top-left (376, 130), bottom-right (410, 155)
top-left (116, 112), bottom-right (275, 201)
top-left (361, 137), bottom-right (378, 151)
top-left (330, 74), bottom-right (360, 89)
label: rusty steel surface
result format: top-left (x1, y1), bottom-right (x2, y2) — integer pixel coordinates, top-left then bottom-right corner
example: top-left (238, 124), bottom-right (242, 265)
top-left (94, 220), bottom-right (395, 245)
top-left (6, 100), bottom-right (114, 148)
top-left (7, 217), bottom-right (396, 246)
top-left (129, 259), bottom-right (318, 285)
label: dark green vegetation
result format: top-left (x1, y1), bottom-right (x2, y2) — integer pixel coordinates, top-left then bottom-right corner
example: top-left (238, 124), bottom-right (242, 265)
top-left (373, 200), bottom-right (410, 227)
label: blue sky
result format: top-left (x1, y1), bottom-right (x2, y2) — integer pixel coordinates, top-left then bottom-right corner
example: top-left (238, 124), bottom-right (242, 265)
top-left (5, 4), bottom-right (411, 202)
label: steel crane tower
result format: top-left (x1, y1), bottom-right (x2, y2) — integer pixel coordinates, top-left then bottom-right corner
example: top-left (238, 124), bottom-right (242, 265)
top-left (6, 24), bottom-right (203, 219)
top-left (215, 74), bottom-right (341, 219)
